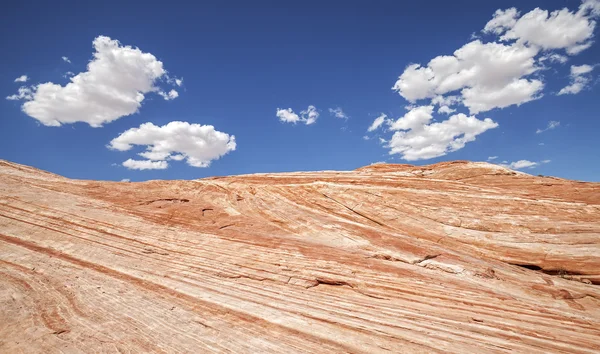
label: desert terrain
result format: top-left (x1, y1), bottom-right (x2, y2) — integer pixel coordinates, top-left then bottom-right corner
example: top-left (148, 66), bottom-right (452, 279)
top-left (1, 160), bottom-right (599, 353)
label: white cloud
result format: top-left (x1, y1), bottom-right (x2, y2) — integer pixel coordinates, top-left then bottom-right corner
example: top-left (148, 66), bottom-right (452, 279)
top-left (6, 86), bottom-right (33, 101)
top-left (277, 105), bottom-right (319, 125)
top-left (483, 8), bottom-right (520, 34)
top-left (431, 95), bottom-right (461, 107)
top-left (158, 89), bottom-right (179, 100)
top-left (362, 135), bottom-right (370, 140)
top-left (539, 53), bottom-right (569, 64)
top-left (432, 95), bottom-right (460, 114)
top-left (328, 107), bottom-right (348, 120)
top-left (539, 142), bottom-right (545, 146)
top-left (109, 121), bottom-right (236, 169)
top-left (499, 159), bottom-right (551, 170)
top-left (487, 156), bottom-right (498, 161)
top-left (571, 64), bottom-right (594, 76)
top-left (301, 105), bottom-right (319, 125)
top-left (120, 178), bottom-right (131, 182)
top-left (8, 36), bottom-right (177, 127)
top-left (392, 1), bottom-right (599, 115)
top-left (393, 40), bottom-right (542, 114)
top-left (558, 64), bottom-right (596, 95)
top-left (276, 108), bottom-right (300, 124)
top-left (483, 2), bottom-right (599, 54)
top-left (385, 106), bottom-right (498, 161)
top-left (462, 78), bottom-right (543, 114)
top-left (536, 120), bottom-right (560, 134)
top-left (122, 159), bottom-right (168, 170)
top-left (367, 113), bottom-right (389, 132)
top-left (438, 105), bottom-right (456, 114)
top-left (14, 75), bottom-right (29, 83)
top-left (175, 78), bottom-right (183, 86)
top-left (62, 56), bottom-right (71, 63)
top-left (501, 160), bottom-right (539, 169)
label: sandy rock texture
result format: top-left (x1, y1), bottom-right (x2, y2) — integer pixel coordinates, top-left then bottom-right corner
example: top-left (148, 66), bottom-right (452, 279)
top-left (1, 159), bottom-right (599, 353)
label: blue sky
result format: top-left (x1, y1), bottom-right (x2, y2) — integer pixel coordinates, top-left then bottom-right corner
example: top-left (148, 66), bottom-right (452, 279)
top-left (1, 0), bottom-right (599, 181)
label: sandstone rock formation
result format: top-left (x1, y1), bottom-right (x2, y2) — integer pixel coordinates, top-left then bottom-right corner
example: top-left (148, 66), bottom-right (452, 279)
top-left (1, 159), bottom-right (599, 353)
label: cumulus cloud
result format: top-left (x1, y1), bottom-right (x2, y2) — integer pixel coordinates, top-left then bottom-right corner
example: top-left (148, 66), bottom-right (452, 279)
top-left (276, 108), bottom-right (300, 123)
top-left (558, 64), bottom-right (596, 95)
top-left (367, 113), bottom-right (389, 132)
top-left (329, 107), bottom-right (348, 120)
top-left (384, 106), bottom-right (498, 161)
top-left (109, 121), bottom-right (236, 169)
top-left (392, 1), bottom-right (599, 115)
top-left (7, 36), bottom-right (179, 127)
top-left (536, 120), bottom-right (560, 134)
top-left (14, 75), bottom-right (29, 83)
top-left (487, 156), bottom-right (498, 161)
top-left (276, 105), bottom-right (319, 125)
top-left (62, 56), bottom-right (71, 63)
top-left (393, 40), bottom-right (543, 114)
top-left (499, 159), bottom-right (551, 170)
top-left (483, 3), bottom-right (599, 55)
top-left (120, 178), bottom-right (131, 182)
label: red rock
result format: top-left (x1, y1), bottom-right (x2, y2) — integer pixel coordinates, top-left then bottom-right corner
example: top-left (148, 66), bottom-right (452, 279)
top-left (1, 159), bottom-right (599, 353)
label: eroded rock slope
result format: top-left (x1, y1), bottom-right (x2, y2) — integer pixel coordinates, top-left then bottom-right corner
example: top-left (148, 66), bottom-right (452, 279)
top-left (1, 160), bottom-right (599, 353)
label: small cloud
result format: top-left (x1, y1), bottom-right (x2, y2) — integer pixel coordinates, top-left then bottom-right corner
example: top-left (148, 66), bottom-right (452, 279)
top-left (538, 142), bottom-right (545, 146)
top-left (499, 159), bottom-right (550, 170)
top-left (122, 159), bottom-right (168, 170)
top-left (487, 156), bottom-right (498, 161)
top-left (175, 78), bottom-right (183, 86)
top-left (367, 113), bottom-right (389, 132)
top-left (328, 107), bottom-right (349, 120)
top-left (62, 56), bottom-right (71, 63)
top-left (170, 154), bottom-right (185, 161)
top-left (276, 105), bottom-right (319, 125)
top-left (120, 178), bottom-right (131, 182)
top-left (362, 135), bottom-right (370, 140)
top-left (158, 89), bottom-right (179, 101)
top-left (558, 64), bottom-right (595, 95)
top-left (437, 105), bottom-right (456, 115)
top-left (539, 53), bottom-right (568, 64)
top-left (536, 121), bottom-right (560, 134)
top-left (6, 86), bottom-right (33, 101)
top-left (14, 75), bottom-right (28, 83)
top-left (370, 161), bottom-right (386, 165)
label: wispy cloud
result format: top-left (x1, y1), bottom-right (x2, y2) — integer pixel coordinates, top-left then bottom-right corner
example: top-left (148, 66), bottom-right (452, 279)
top-left (328, 107), bottom-right (349, 120)
top-left (536, 121), bottom-right (560, 134)
top-left (14, 75), bottom-right (28, 83)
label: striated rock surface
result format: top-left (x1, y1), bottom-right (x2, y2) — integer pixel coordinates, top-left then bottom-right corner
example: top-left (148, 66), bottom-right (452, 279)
top-left (1, 159), bottom-right (600, 353)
